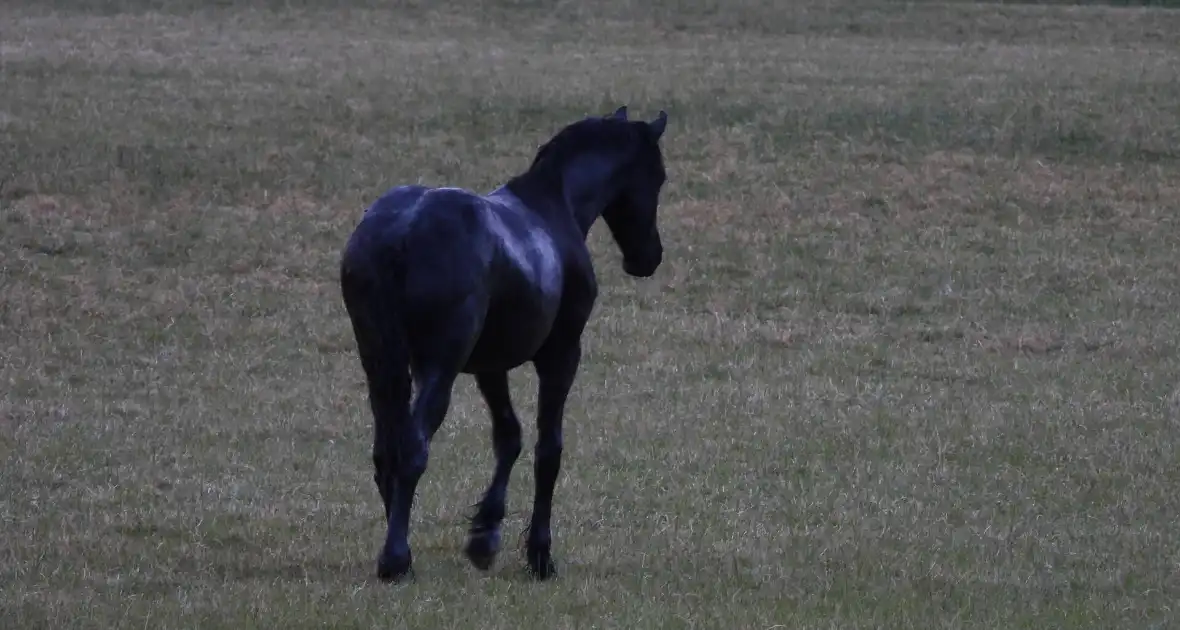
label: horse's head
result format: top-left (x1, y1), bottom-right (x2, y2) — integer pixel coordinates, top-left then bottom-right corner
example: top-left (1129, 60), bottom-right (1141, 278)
top-left (522, 105), bottom-right (671, 278)
top-left (599, 106), bottom-right (669, 278)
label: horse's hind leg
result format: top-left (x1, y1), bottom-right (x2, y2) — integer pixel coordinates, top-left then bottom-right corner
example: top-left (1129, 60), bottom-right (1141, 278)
top-left (376, 294), bottom-right (479, 581)
top-left (342, 264), bottom-right (425, 582)
top-left (465, 371), bottom-right (523, 570)
top-left (377, 366), bottom-right (457, 581)
top-left (360, 348), bottom-right (408, 524)
top-left (341, 267), bottom-right (411, 537)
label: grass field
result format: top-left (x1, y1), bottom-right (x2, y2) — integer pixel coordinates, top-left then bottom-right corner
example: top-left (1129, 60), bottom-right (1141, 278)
top-left (4, 0), bottom-right (1180, 627)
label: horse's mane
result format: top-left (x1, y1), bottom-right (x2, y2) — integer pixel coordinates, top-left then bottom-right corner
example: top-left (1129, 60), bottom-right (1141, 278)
top-left (528, 117), bottom-right (637, 171)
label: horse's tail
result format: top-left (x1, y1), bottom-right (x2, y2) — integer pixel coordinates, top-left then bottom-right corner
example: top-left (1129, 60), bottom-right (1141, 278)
top-left (339, 225), bottom-right (413, 439)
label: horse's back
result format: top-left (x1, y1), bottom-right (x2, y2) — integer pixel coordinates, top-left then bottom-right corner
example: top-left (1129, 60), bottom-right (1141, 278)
top-left (403, 186), bottom-right (564, 319)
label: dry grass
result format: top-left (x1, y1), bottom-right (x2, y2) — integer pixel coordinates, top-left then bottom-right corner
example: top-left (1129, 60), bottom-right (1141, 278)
top-left (3, 1), bottom-right (1180, 628)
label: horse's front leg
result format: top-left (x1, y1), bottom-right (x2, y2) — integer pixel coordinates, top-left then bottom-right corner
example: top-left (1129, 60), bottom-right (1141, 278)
top-left (526, 341), bottom-right (582, 579)
top-left (465, 370), bottom-right (523, 571)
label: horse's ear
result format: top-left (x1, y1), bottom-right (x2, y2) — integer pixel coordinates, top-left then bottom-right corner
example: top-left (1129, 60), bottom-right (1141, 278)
top-left (648, 110), bottom-right (668, 140)
top-left (609, 105), bottom-right (628, 121)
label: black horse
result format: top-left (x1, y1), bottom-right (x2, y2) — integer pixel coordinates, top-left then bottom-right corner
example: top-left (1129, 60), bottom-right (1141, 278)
top-left (339, 106), bottom-right (670, 582)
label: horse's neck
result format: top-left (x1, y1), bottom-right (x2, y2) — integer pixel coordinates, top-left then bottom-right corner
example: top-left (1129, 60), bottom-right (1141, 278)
top-left (563, 189), bottom-right (606, 238)
top-left (558, 154), bottom-right (619, 236)
top-left (502, 169), bottom-right (610, 239)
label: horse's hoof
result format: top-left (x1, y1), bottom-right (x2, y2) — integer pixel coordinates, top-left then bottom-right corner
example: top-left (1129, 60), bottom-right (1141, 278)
top-left (464, 529), bottom-right (501, 571)
top-left (376, 551), bottom-right (413, 583)
top-left (526, 545), bottom-right (558, 580)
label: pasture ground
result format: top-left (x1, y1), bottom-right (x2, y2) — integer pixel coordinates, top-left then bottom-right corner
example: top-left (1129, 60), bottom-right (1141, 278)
top-left (3, 1), bottom-right (1180, 627)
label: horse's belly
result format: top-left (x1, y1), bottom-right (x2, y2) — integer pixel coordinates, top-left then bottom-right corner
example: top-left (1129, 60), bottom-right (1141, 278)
top-left (462, 295), bottom-right (559, 373)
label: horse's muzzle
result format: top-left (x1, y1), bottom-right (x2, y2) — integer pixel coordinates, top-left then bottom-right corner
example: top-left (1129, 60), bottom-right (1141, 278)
top-left (623, 248), bottom-right (662, 278)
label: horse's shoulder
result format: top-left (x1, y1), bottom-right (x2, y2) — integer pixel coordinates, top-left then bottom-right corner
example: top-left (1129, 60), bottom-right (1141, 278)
top-left (473, 191), bottom-right (535, 233)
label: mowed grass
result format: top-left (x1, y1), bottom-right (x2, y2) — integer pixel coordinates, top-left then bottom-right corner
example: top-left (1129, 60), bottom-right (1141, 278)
top-left (3, 0), bottom-right (1180, 627)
